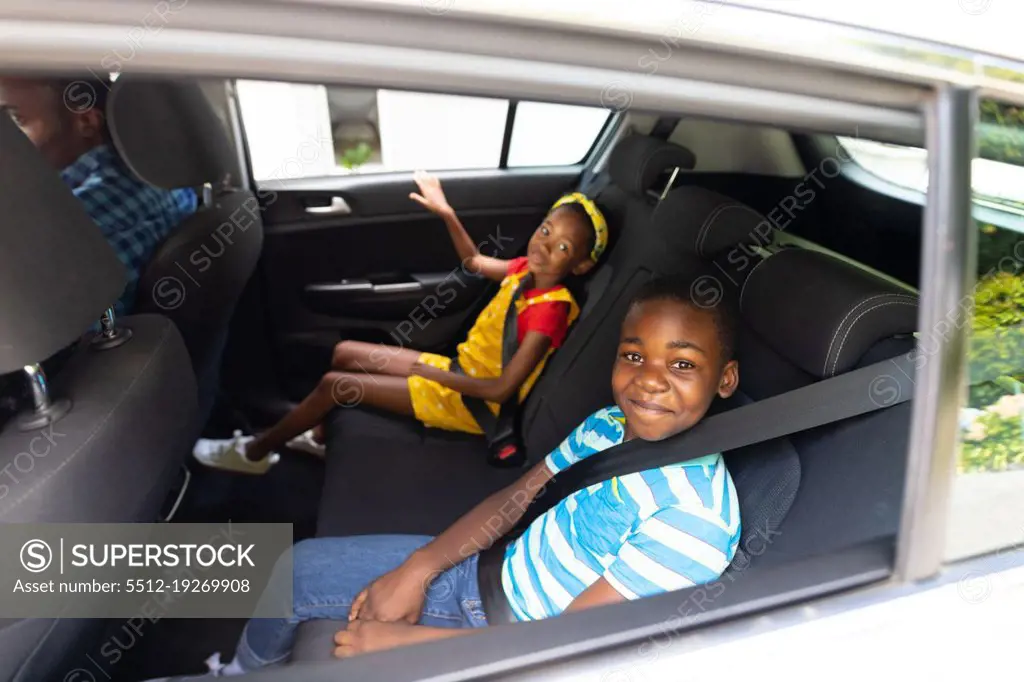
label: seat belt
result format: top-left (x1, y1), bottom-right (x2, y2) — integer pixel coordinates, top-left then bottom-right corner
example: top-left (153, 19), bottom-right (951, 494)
top-left (451, 275), bottom-right (534, 468)
top-left (578, 167), bottom-right (610, 199)
top-left (476, 351), bottom-right (916, 623)
top-left (650, 116), bottom-right (680, 140)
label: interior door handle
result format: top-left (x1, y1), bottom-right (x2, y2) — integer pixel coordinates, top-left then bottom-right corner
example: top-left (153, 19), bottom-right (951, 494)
top-left (372, 282), bottom-right (423, 293)
top-left (305, 196), bottom-right (352, 216)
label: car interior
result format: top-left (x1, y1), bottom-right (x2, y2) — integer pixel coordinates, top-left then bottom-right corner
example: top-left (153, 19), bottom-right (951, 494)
top-left (0, 73), bottom-right (929, 681)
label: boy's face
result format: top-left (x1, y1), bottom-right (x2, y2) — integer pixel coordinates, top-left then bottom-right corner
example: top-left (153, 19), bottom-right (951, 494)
top-left (525, 207), bottom-right (595, 281)
top-left (612, 298), bottom-right (739, 442)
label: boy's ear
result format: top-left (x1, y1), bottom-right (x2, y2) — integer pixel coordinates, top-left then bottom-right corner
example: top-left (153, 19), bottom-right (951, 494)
top-left (572, 258), bottom-right (596, 276)
top-left (717, 359), bottom-right (740, 399)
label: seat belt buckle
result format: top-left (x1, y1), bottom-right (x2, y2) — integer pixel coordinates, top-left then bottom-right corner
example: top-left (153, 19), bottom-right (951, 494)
top-left (487, 427), bottom-right (526, 468)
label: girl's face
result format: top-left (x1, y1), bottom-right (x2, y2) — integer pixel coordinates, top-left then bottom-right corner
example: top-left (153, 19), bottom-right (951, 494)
top-left (611, 298), bottom-right (739, 442)
top-left (525, 207), bottom-right (595, 281)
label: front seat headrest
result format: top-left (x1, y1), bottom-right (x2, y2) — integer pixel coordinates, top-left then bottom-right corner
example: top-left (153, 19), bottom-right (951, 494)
top-left (741, 248), bottom-right (918, 378)
top-left (0, 115), bottom-right (126, 372)
top-left (608, 134), bottom-right (696, 197)
top-left (107, 78), bottom-right (236, 190)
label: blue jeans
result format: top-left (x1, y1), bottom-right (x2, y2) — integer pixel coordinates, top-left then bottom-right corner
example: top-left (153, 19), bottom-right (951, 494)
top-left (235, 536), bottom-right (488, 671)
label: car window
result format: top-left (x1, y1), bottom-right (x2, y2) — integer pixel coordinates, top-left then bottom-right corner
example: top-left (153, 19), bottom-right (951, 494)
top-left (506, 101), bottom-right (610, 167)
top-left (236, 81), bottom-right (610, 182)
top-left (838, 99), bottom-right (1024, 211)
top-left (945, 100), bottom-right (1024, 562)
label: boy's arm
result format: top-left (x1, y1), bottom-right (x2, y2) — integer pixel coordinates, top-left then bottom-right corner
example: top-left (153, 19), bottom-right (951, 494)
top-left (410, 170), bottom-right (510, 282)
top-left (335, 575), bottom-right (623, 658)
top-left (564, 579), bottom-right (626, 612)
top-left (349, 458), bottom-right (556, 623)
top-left (410, 331), bottom-right (551, 403)
top-left (410, 457), bottom-right (554, 571)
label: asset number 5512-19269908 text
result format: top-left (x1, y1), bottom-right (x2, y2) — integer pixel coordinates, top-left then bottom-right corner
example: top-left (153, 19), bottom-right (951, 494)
top-left (124, 578), bottom-right (251, 593)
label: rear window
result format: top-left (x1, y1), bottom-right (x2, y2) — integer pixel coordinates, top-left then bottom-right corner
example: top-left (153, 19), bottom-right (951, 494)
top-left (236, 81), bottom-right (611, 182)
top-left (838, 99), bottom-right (1024, 211)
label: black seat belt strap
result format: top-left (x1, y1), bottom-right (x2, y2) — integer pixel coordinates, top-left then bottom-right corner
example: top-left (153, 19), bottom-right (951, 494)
top-left (477, 351), bottom-right (916, 623)
top-left (555, 352), bottom-right (916, 497)
top-left (649, 116), bottom-right (679, 140)
top-left (452, 274), bottom-right (533, 467)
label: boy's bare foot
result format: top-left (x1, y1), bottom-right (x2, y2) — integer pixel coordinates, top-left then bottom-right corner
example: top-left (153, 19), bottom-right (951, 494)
top-left (192, 431), bottom-right (281, 475)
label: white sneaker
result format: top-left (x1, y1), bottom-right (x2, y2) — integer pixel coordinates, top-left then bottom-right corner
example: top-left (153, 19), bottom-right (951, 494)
top-left (285, 429), bottom-right (326, 458)
top-left (144, 652), bottom-right (241, 679)
top-left (192, 431), bottom-right (281, 475)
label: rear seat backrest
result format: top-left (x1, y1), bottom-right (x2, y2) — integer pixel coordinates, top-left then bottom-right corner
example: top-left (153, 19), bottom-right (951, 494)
top-left (522, 180), bottom-right (772, 460)
top-left (735, 247), bottom-right (918, 564)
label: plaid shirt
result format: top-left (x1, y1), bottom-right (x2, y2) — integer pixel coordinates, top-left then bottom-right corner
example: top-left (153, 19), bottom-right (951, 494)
top-left (61, 144), bottom-right (197, 315)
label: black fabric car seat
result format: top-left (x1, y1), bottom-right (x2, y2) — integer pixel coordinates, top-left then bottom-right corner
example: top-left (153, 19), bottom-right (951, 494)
top-left (0, 115), bottom-right (197, 682)
top-left (729, 247), bottom-right (918, 566)
top-left (108, 77), bottom-right (264, 434)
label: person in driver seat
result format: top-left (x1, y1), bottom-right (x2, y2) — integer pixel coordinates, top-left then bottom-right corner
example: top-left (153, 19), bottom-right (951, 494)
top-left (0, 75), bottom-right (197, 316)
top-left (145, 275), bottom-right (742, 679)
top-left (192, 170), bottom-right (607, 474)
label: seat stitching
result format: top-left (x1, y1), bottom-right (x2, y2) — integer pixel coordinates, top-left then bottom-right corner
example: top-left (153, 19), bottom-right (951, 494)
top-left (829, 300), bottom-right (918, 376)
top-left (738, 254), bottom-right (775, 313)
top-left (3, 321), bottom-right (174, 514)
top-left (693, 203), bottom-right (733, 257)
top-left (822, 293), bottom-right (917, 376)
top-left (636, 147), bottom-right (669, 195)
top-left (697, 203), bottom-right (764, 257)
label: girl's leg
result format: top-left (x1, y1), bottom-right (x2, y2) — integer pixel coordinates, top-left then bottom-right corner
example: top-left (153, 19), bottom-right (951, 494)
top-left (299, 342), bottom-right (423, 445)
top-left (331, 340), bottom-right (424, 376)
top-left (234, 535), bottom-right (435, 672)
top-left (244, 372), bottom-right (413, 461)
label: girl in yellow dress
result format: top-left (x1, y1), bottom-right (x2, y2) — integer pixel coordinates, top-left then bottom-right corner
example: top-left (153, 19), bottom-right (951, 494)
top-left (192, 171), bottom-right (608, 474)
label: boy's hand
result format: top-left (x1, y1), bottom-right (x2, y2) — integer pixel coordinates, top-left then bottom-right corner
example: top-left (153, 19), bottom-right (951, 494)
top-left (334, 620), bottom-right (452, 658)
top-left (348, 562), bottom-right (434, 624)
top-left (409, 170), bottom-right (453, 217)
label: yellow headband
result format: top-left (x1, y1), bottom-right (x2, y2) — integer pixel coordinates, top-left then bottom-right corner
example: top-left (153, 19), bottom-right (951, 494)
top-left (550, 192), bottom-right (608, 263)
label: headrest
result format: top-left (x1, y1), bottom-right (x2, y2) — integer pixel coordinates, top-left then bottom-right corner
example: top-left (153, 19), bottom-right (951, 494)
top-left (0, 116), bottom-right (126, 373)
top-left (741, 248), bottom-right (918, 379)
top-left (608, 135), bottom-right (696, 197)
top-left (107, 78), bottom-right (236, 190)
top-left (653, 186), bottom-right (772, 258)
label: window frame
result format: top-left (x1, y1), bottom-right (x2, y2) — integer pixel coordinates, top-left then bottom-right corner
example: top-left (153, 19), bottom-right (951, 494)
top-left (893, 85), bottom-right (979, 581)
top-left (225, 81), bottom-right (978, 682)
top-left (20, 1), bottom-right (1011, 676)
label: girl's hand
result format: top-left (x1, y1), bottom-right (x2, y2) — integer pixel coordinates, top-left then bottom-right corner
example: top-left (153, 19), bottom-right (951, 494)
top-left (409, 361), bottom-right (443, 380)
top-left (409, 170), bottom-right (453, 216)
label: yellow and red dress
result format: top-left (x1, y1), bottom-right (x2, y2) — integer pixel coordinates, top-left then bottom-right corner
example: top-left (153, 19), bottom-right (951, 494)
top-left (409, 257), bottom-right (579, 434)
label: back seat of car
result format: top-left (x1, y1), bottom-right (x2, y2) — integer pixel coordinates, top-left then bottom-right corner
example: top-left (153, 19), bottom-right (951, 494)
top-left (292, 240), bottom-right (917, 663)
top-left (316, 135), bottom-right (771, 539)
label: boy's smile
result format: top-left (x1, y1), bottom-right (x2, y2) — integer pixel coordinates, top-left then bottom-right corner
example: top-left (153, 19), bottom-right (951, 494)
top-left (612, 298), bottom-right (739, 442)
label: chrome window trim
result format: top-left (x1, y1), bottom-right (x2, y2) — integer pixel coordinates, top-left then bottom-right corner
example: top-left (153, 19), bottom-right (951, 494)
top-left (0, 1), bottom-right (1020, 106)
top-left (894, 85), bottom-right (979, 581)
top-left (0, 18), bottom-right (923, 147)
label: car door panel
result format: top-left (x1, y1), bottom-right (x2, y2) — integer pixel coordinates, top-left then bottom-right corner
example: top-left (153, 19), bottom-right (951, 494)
top-left (257, 169), bottom-right (580, 397)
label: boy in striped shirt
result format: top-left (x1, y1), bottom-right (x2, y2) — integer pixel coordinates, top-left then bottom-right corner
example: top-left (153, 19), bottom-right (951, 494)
top-left (149, 275), bottom-right (741, 678)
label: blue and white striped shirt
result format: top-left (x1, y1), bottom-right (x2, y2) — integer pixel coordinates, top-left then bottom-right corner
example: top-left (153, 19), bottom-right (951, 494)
top-left (501, 406), bottom-right (741, 621)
